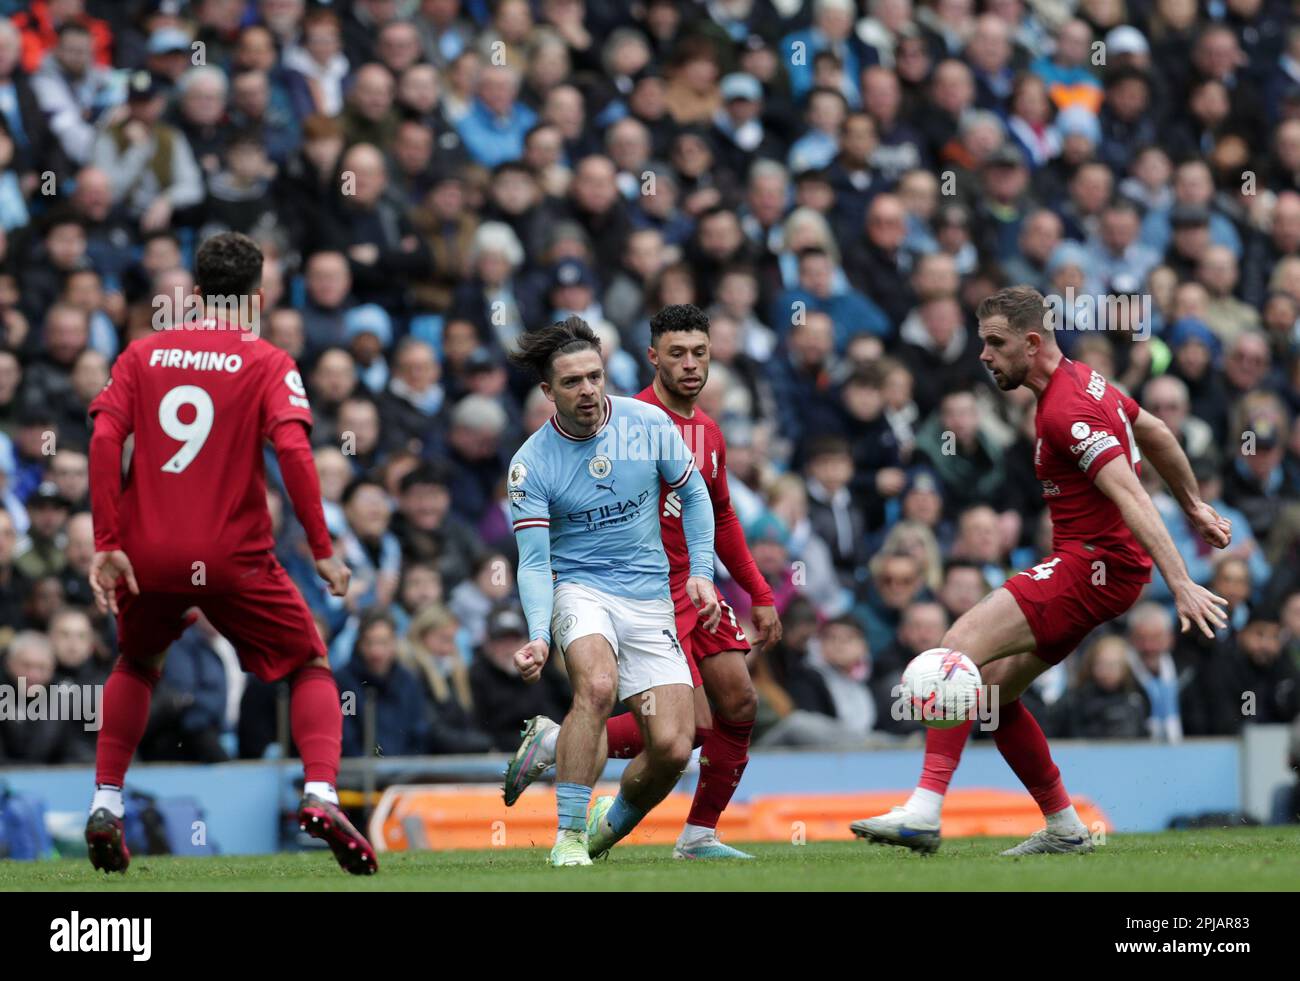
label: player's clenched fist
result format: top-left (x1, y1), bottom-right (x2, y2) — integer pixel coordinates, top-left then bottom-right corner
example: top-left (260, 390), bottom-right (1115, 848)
top-left (751, 604), bottom-right (783, 652)
top-left (1187, 500), bottom-right (1232, 550)
top-left (686, 576), bottom-right (721, 632)
top-left (514, 639), bottom-right (549, 683)
top-left (315, 556), bottom-right (352, 597)
top-left (89, 550), bottom-right (139, 616)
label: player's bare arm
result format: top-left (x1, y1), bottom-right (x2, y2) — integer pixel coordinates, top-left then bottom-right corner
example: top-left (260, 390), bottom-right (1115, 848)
top-left (1131, 407), bottom-right (1233, 549)
top-left (1092, 455), bottom-right (1229, 638)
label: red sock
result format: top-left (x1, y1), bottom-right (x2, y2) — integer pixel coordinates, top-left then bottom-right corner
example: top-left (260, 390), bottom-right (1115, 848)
top-left (918, 720), bottom-right (974, 794)
top-left (605, 713), bottom-right (644, 759)
top-left (290, 665), bottom-right (341, 785)
top-left (604, 717), bottom-right (708, 760)
top-left (993, 700), bottom-right (1072, 816)
top-left (687, 716), bottom-right (752, 829)
top-left (96, 657), bottom-right (160, 787)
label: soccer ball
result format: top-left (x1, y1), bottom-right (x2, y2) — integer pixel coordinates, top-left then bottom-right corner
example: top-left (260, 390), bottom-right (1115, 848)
top-left (901, 648), bottom-right (982, 729)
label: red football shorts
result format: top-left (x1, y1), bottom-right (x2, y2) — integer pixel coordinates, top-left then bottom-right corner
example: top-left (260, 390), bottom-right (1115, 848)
top-left (115, 556), bottom-right (326, 682)
top-left (1003, 547), bottom-right (1148, 665)
top-left (676, 593), bottom-right (751, 688)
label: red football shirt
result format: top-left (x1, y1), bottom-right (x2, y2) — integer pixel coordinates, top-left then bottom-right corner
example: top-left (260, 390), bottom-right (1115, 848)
top-left (89, 323), bottom-right (314, 593)
top-left (636, 384), bottom-right (774, 621)
top-left (1034, 357), bottom-right (1152, 577)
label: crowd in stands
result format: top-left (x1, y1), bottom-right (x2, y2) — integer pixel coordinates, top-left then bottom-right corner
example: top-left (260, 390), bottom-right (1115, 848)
top-left (2, 0), bottom-right (1300, 767)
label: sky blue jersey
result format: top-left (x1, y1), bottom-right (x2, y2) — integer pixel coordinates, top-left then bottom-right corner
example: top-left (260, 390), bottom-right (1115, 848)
top-left (509, 394), bottom-right (715, 644)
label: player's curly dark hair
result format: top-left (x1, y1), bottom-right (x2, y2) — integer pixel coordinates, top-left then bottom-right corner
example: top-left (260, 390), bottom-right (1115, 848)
top-left (507, 315), bottom-right (601, 382)
top-left (649, 303), bottom-right (710, 343)
top-left (195, 231), bottom-right (263, 299)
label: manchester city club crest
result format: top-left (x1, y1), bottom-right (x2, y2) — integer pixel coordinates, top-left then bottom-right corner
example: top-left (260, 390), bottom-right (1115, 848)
top-left (588, 454), bottom-right (612, 479)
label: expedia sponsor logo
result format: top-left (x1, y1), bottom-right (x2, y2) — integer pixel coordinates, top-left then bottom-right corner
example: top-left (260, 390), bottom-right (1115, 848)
top-left (1041, 479), bottom-right (1061, 497)
top-left (1070, 429), bottom-right (1112, 455)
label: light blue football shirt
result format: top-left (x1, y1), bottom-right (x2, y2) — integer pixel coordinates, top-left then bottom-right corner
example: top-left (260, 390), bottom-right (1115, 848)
top-left (508, 394), bottom-right (703, 606)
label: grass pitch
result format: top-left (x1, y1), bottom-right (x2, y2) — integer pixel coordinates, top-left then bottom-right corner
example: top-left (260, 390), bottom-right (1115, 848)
top-left (3, 827), bottom-right (1299, 891)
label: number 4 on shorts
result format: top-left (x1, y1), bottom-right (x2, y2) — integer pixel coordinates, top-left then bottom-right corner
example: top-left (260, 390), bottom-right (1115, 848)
top-left (1024, 557), bottom-right (1061, 581)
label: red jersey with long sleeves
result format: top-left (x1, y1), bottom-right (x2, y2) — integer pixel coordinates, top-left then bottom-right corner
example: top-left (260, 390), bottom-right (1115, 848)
top-left (636, 384), bottom-right (775, 624)
top-left (89, 323), bottom-right (320, 593)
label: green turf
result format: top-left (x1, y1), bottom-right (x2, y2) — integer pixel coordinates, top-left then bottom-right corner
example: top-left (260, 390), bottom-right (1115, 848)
top-left (4, 827), bottom-right (1300, 891)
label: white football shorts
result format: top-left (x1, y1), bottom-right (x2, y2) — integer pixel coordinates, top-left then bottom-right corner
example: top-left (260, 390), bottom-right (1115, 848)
top-left (551, 581), bottom-right (692, 700)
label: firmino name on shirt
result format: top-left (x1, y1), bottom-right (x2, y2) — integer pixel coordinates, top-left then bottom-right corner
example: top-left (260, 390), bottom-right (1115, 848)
top-left (148, 349), bottom-right (245, 372)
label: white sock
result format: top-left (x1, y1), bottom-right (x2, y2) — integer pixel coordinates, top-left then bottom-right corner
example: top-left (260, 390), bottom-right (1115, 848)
top-left (91, 784), bottom-right (124, 819)
top-left (904, 788), bottom-right (943, 824)
top-left (304, 781), bottom-right (338, 805)
top-left (1045, 804), bottom-right (1086, 834)
top-left (540, 724), bottom-right (560, 759)
top-left (677, 822), bottom-right (715, 846)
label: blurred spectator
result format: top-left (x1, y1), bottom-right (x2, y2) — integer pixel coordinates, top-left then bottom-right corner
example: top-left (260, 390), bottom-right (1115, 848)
top-left (13, 478), bottom-right (68, 580)
top-left (1224, 391), bottom-right (1299, 541)
top-left (336, 609), bottom-right (432, 757)
top-left (1196, 612), bottom-right (1300, 735)
top-left (172, 65), bottom-right (232, 178)
top-left (322, 142), bottom-right (432, 315)
top-left (401, 603), bottom-right (493, 753)
top-left (802, 434), bottom-right (867, 589)
top-left (469, 601), bottom-right (570, 750)
top-left (90, 69), bottom-right (202, 229)
top-left (897, 297), bottom-right (989, 417)
top-left (377, 338), bottom-right (446, 457)
top-left (1141, 374), bottom-right (1217, 471)
top-left (0, 630), bottom-right (94, 764)
top-left (145, 612), bottom-right (231, 763)
top-left (803, 615), bottom-right (880, 738)
top-left (1124, 601), bottom-right (1183, 742)
top-left (768, 309), bottom-right (840, 447)
top-left (1051, 635), bottom-right (1150, 740)
top-left (855, 549), bottom-right (927, 656)
top-left (282, 8), bottom-right (350, 117)
top-left (915, 389), bottom-right (1011, 517)
top-left (29, 20), bottom-right (119, 168)
top-left (339, 476), bottom-right (401, 628)
top-left (875, 597), bottom-right (948, 682)
top-left (455, 63), bottom-right (538, 168)
top-left (846, 192), bottom-right (914, 327)
top-left (937, 557), bottom-right (987, 623)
